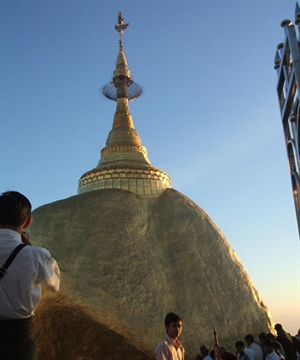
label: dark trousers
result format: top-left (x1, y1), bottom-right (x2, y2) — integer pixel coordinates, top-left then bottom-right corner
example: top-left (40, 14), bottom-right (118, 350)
top-left (0, 317), bottom-right (37, 360)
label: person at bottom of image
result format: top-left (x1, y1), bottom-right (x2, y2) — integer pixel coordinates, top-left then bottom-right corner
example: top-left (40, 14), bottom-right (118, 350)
top-left (155, 312), bottom-right (185, 360)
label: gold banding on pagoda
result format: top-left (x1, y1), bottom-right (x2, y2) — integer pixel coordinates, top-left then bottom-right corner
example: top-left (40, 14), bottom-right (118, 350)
top-left (78, 13), bottom-right (171, 196)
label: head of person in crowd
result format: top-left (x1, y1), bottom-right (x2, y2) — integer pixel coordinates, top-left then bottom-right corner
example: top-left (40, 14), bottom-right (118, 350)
top-left (259, 332), bottom-right (268, 344)
top-left (219, 347), bottom-right (226, 354)
top-left (267, 333), bottom-right (276, 341)
top-left (200, 345), bottom-right (210, 358)
top-left (235, 341), bottom-right (245, 354)
top-left (219, 347), bottom-right (237, 360)
top-left (275, 324), bottom-right (283, 334)
top-left (263, 340), bottom-right (275, 355)
top-left (164, 312), bottom-right (183, 341)
top-left (245, 334), bottom-right (255, 346)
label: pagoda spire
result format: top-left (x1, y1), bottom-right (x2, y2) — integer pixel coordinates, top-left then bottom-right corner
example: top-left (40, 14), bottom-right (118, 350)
top-left (78, 13), bottom-right (171, 196)
top-left (100, 13), bottom-right (146, 166)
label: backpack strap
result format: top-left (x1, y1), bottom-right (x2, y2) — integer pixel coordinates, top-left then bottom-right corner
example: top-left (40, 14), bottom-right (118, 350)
top-left (0, 244), bottom-right (27, 279)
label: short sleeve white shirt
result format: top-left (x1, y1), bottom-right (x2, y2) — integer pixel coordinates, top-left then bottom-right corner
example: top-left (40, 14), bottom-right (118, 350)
top-left (155, 335), bottom-right (185, 360)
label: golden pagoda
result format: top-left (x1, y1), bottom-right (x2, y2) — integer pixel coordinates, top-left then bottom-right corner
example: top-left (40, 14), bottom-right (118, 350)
top-left (78, 13), bottom-right (171, 196)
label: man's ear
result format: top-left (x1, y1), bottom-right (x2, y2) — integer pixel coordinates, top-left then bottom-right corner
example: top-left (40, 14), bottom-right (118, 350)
top-left (23, 216), bottom-right (33, 229)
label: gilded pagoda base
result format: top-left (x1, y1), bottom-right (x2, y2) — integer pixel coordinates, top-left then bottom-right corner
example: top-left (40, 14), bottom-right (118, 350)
top-left (78, 165), bottom-right (171, 197)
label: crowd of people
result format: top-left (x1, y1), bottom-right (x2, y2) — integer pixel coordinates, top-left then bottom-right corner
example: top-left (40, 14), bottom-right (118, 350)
top-left (195, 324), bottom-right (300, 360)
top-left (154, 312), bottom-right (300, 360)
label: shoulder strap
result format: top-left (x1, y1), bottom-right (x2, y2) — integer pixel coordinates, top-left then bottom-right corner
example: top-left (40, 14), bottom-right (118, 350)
top-left (0, 243), bottom-right (27, 279)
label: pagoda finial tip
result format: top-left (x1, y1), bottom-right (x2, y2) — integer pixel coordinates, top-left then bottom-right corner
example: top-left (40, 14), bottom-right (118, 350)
top-left (115, 12), bottom-right (129, 51)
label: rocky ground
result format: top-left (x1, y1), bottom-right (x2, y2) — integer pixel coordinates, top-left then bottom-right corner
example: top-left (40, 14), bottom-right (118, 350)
top-left (35, 291), bottom-right (155, 360)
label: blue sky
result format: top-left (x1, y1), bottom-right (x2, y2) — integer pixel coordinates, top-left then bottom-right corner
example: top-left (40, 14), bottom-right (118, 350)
top-left (1, 1), bottom-right (299, 336)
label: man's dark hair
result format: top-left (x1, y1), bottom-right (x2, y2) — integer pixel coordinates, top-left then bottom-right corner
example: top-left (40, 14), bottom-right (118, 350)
top-left (0, 191), bottom-right (31, 227)
top-left (259, 332), bottom-right (268, 342)
top-left (164, 312), bottom-right (183, 326)
top-left (200, 345), bottom-right (209, 355)
top-left (275, 324), bottom-right (283, 331)
top-left (245, 334), bottom-right (254, 343)
top-left (235, 341), bottom-right (244, 348)
top-left (267, 333), bottom-right (275, 340)
top-left (263, 340), bottom-right (274, 348)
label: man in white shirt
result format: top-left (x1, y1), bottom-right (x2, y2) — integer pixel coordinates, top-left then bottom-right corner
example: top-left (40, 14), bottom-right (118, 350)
top-left (245, 334), bottom-right (264, 360)
top-left (155, 312), bottom-right (185, 360)
top-left (236, 341), bottom-right (256, 360)
top-left (264, 340), bottom-right (281, 360)
top-left (0, 191), bottom-right (60, 360)
top-left (267, 332), bottom-right (286, 359)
